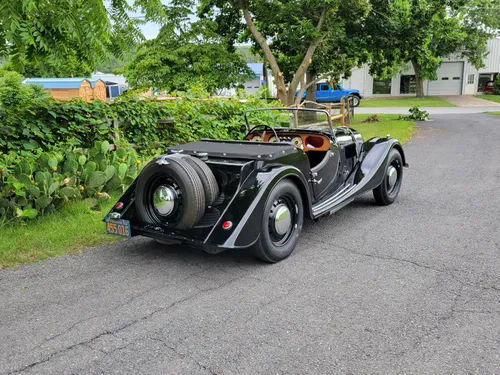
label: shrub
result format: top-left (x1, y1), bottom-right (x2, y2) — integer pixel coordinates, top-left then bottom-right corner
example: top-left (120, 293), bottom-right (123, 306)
top-left (494, 75), bottom-right (500, 95)
top-left (398, 106), bottom-right (430, 121)
top-left (0, 142), bottom-right (140, 223)
top-left (0, 83), bottom-right (274, 154)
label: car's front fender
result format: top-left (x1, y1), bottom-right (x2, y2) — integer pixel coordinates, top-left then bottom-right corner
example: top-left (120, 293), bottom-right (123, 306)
top-left (354, 137), bottom-right (407, 194)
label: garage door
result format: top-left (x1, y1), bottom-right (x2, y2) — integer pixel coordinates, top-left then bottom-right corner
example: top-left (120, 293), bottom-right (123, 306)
top-left (427, 62), bottom-right (464, 95)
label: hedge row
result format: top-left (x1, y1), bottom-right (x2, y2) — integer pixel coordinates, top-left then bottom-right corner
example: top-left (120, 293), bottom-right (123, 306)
top-left (0, 72), bottom-right (275, 154)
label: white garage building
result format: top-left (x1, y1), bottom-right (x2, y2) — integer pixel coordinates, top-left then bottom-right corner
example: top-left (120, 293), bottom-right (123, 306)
top-left (340, 38), bottom-right (500, 97)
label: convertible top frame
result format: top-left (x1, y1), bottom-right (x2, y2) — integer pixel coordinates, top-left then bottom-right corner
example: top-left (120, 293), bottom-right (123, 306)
top-left (243, 107), bottom-right (334, 135)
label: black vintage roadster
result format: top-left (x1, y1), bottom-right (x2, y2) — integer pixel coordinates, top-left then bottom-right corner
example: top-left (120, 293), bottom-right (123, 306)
top-left (105, 107), bottom-right (408, 262)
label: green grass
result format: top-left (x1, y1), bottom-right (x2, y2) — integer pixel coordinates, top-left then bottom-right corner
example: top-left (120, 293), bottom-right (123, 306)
top-left (350, 114), bottom-right (416, 144)
top-left (360, 96), bottom-right (455, 108)
top-left (487, 112), bottom-right (500, 116)
top-left (0, 197), bottom-right (120, 269)
top-left (474, 94), bottom-right (500, 103)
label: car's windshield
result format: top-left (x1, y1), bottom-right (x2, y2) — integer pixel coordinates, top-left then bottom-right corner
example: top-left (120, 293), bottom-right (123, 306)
top-left (244, 108), bottom-right (333, 134)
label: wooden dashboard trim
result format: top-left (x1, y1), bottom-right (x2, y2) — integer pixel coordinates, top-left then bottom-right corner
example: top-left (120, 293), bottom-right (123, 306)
top-left (246, 132), bottom-right (331, 152)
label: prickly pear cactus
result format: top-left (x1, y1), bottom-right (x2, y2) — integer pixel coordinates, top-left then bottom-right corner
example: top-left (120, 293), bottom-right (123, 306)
top-left (0, 141), bottom-right (141, 221)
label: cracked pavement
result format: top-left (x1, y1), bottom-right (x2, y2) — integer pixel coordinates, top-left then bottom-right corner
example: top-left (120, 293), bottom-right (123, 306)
top-left (1, 113), bottom-right (500, 374)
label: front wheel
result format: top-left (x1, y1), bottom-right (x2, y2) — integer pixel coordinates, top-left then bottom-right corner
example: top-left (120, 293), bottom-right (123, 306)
top-left (350, 95), bottom-right (361, 107)
top-left (251, 180), bottom-right (304, 263)
top-left (373, 148), bottom-right (403, 205)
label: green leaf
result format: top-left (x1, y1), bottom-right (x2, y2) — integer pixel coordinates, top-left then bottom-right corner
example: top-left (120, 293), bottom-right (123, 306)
top-left (17, 197), bottom-right (28, 206)
top-left (18, 173), bottom-right (31, 185)
top-left (118, 163), bottom-right (127, 179)
top-left (78, 155), bottom-right (87, 166)
top-left (20, 208), bottom-right (38, 219)
top-left (28, 185), bottom-right (41, 198)
top-left (35, 172), bottom-right (45, 182)
top-left (116, 148), bottom-right (127, 158)
top-left (36, 196), bottom-right (53, 209)
top-left (104, 165), bottom-right (115, 181)
top-left (63, 159), bottom-right (79, 175)
top-left (48, 157), bottom-right (58, 169)
top-left (101, 141), bottom-right (110, 153)
top-left (59, 187), bottom-right (77, 199)
top-left (19, 160), bottom-right (32, 175)
top-left (88, 171), bottom-right (107, 189)
top-left (48, 181), bottom-right (60, 195)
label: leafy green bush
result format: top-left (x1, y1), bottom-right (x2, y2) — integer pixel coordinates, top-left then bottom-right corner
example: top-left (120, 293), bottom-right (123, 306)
top-left (398, 106), bottom-right (430, 121)
top-left (0, 78), bottom-right (273, 154)
top-left (494, 75), bottom-right (500, 95)
top-left (0, 142), bottom-right (140, 223)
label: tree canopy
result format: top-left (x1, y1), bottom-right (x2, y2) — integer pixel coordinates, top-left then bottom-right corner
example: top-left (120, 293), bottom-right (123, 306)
top-left (0, 0), bottom-right (165, 76)
top-left (365, 0), bottom-right (500, 97)
top-left (124, 20), bottom-right (252, 93)
top-left (196, 0), bottom-right (370, 104)
top-left (195, 0), bottom-right (499, 101)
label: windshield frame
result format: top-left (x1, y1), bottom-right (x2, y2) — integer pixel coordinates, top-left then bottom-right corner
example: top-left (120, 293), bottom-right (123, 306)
top-left (244, 107), bottom-right (333, 136)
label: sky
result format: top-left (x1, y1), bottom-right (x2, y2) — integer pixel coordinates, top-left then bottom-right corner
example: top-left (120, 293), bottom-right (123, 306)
top-left (139, 22), bottom-right (162, 39)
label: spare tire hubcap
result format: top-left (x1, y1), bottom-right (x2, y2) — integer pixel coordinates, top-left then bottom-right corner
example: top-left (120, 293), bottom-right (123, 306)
top-left (153, 185), bottom-right (177, 216)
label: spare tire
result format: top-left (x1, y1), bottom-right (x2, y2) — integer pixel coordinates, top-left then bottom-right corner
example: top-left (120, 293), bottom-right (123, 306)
top-left (176, 155), bottom-right (219, 205)
top-left (135, 155), bottom-right (206, 230)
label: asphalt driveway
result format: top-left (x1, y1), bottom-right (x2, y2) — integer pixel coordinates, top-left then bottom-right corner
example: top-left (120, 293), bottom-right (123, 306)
top-left (2, 114), bottom-right (500, 374)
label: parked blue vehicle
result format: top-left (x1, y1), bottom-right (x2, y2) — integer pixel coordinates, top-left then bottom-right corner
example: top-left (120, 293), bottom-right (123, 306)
top-left (299, 83), bottom-right (362, 107)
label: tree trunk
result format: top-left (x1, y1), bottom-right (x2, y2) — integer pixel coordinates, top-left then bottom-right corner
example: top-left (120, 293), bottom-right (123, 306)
top-left (304, 71), bottom-right (318, 122)
top-left (240, 2), bottom-right (327, 106)
top-left (305, 71), bottom-right (316, 103)
top-left (412, 61), bottom-right (425, 98)
top-left (240, 3), bottom-right (287, 104)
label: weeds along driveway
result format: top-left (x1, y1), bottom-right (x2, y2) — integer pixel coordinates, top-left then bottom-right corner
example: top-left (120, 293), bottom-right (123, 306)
top-left (1, 114), bottom-right (500, 374)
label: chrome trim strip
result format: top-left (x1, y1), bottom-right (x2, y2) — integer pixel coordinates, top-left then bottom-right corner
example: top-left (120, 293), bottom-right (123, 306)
top-left (327, 198), bottom-right (354, 215)
top-left (206, 161), bottom-right (249, 166)
top-left (312, 184), bottom-right (356, 216)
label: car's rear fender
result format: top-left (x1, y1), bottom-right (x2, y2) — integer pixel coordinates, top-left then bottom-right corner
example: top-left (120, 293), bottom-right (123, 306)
top-left (205, 166), bottom-right (312, 249)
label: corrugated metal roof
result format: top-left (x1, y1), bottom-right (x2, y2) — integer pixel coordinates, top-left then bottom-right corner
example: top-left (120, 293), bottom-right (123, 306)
top-left (91, 73), bottom-right (127, 86)
top-left (23, 78), bottom-right (103, 89)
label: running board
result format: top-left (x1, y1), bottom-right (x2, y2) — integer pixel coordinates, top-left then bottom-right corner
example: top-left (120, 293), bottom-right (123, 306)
top-left (312, 185), bottom-right (356, 217)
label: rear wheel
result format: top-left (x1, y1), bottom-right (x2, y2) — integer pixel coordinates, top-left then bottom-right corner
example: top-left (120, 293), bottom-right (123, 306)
top-left (373, 148), bottom-right (403, 205)
top-left (251, 180), bottom-right (304, 263)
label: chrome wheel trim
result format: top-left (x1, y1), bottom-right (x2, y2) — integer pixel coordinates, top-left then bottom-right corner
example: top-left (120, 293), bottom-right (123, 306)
top-left (387, 166), bottom-right (398, 190)
top-left (274, 204), bottom-right (291, 236)
top-left (153, 185), bottom-right (178, 216)
top-left (268, 196), bottom-right (296, 246)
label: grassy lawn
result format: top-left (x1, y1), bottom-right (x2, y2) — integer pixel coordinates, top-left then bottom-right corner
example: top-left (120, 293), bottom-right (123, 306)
top-left (350, 114), bottom-right (416, 144)
top-left (360, 96), bottom-right (455, 108)
top-left (0, 197), bottom-right (120, 269)
top-left (487, 112), bottom-right (500, 116)
top-left (475, 95), bottom-right (500, 103)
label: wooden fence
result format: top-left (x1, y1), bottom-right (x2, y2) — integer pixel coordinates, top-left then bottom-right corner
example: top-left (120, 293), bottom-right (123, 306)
top-left (296, 97), bottom-right (354, 126)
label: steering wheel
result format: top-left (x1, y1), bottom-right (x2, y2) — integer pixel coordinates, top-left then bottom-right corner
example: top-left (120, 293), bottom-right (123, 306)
top-left (245, 124), bottom-right (280, 142)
